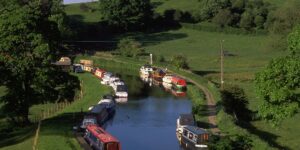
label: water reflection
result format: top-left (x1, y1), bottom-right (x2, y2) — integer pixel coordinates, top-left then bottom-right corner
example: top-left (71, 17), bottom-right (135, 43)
top-left (101, 68), bottom-right (191, 150)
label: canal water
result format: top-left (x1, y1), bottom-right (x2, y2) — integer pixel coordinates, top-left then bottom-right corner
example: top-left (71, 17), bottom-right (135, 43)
top-left (103, 70), bottom-right (192, 150)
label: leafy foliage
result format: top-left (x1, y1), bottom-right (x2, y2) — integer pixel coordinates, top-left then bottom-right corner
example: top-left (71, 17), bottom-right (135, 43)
top-left (170, 54), bottom-right (189, 69)
top-left (117, 38), bottom-right (144, 57)
top-left (193, 0), bottom-right (270, 30)
top-left (208, 134), bottom-right (253, 150)
top-left (99, 0), bottom-right (153, 31)
top-left (0, 0), bottom-right (79, 124)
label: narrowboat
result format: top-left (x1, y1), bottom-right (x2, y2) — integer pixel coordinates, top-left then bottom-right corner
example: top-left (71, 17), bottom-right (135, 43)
top-left (101, 72), bottom-right (113, 85)
top-left (140, 65), bottom-right (153, 77)
top-left (109, 76), bottom-right (120, 87)
top-left (98, 95), bottom-right (116, 113)
top-left (171, 76), bottom-right (187, 90)
top-left (77, 115), bottom-right (97, 131)
top-left (151, 68), bottom-right (166, 79)
top-left (115, 97), bottom-right (128, 103)
top-left (84, 125), bottom-right (121, 150)
top-left (89, 104), bottom-right (110, 125)
top-left (115, 85), bottom-right (128, 98)
top-left (112, 80), bottom-right (125, 91)
top-left (162, 74), bottom-right (174, 84)
top-left (73, 64), bottom-right (84, 73)
top-left (176, 114), bottom-right (196, 136)
top-left (171, 89), bottom-right (187, 97)
top-left (80, 59), bottom-right (94, 72)
top-left (180, 126), bottom-right (209, 150)
top-left (95, 68), bottom-right (106, 79)
top-left (162, 82), bottom-right (172, 91)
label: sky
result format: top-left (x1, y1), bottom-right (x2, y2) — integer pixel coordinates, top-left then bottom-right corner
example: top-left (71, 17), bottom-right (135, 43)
top-left (63, 0), bottom-right (96, 4)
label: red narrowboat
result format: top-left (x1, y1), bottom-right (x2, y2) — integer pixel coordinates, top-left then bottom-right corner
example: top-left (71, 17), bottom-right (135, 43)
top-left (95, 69), bottom-right (106, 79)
top-left (85, 125), bottom-right (121, 150)
top-left (171, 77), bottom-right (187, 90)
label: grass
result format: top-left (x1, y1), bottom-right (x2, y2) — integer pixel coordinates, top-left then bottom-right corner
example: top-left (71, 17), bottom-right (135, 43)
top-left (36, 73), bottom-right (112, 150)
top-left (65, 2), bottom-right (101, 23)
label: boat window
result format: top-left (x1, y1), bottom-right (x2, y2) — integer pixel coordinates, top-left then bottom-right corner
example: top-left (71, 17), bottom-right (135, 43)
top-left (188, 132), bottom-right (193, 140)
top-left (183, 130), bottom-right (188, 137)
top-left (106, 142), bottom-right (119, 150)
top-left (194, 135), bottom-right (198, 143)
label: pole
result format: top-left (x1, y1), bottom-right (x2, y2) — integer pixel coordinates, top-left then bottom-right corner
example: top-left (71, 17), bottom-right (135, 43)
top-left (150, 53), bottom-right (153, 65)
top-left (220, 40), bottom-right (224, 90)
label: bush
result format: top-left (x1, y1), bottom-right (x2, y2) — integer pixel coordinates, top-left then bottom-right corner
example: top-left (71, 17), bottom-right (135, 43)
top-left (170, 54), bottom-right (189, 69)
top-left (209, 134), bottom-right (253, 150)
top-left (117, 38), bottom-right (144, 57)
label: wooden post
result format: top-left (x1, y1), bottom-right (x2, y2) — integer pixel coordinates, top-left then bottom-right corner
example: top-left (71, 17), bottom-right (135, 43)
top-left (220, 40), bottom-right (225, 90)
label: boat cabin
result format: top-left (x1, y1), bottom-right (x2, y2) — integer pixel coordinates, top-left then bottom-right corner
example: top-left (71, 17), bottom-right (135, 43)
top-left (54, 57), bottom-right (72, 72)
top-left (140, 65), bottom-right (153, 76)
top-left (73, 64), bottom-right (84, 73)
top-left (180, 126), bottom-right (209, 149)
top-left (115, 85), bottom-right (128, 98)
top-left (152, 68), bottom-right (166, 79)
top-left (177, 114), bottom-right (195, 134)
top-left (95, 69), bottom-right (106, 79)
top-left (85, 125), bottom-right (121, 150)
top-left (80, 115), bottom-right (97, 130)
top-left (89, 105), bottom-right (110, 125)
top-left (80, 59), bottom-right (94, 72)
top-left (171, 77), bottom-right (187, 89)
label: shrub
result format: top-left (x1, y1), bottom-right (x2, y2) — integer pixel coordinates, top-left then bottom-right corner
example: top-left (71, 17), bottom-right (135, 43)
top-left (170, 54), bottom-right (189, 69)
top-left (117, 38), bottom-right (144, 57)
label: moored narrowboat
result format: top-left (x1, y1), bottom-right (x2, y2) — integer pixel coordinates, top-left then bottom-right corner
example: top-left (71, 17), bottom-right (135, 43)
top-left (95, 68), bottom-right (106, 79)
top-left (140, 64), bottom-right (153, 77)
top-left (180, 126), bottom-right (209, 150)
top-left (162, 74), bottom-right (174, 84)
top-left (115, 85), bottom-right (128, 98)
top-left (171, 76), bottom-right (187, 90)
top-left (84, 125), bottom-right (121, 150)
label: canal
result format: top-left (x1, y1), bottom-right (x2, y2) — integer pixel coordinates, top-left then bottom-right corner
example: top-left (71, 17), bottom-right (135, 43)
top-left (102, 69), bottom-right (192, 150)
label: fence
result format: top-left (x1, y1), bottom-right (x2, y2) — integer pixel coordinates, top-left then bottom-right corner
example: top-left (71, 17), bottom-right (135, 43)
top-left (31, 80), bottom-right (83, 150)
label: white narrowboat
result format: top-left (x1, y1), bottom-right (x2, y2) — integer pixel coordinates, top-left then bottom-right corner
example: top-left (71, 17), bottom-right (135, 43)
top-left (115, 85), bottom-right (128, 98)
top-left (140, 65), bottom-right (153, 77)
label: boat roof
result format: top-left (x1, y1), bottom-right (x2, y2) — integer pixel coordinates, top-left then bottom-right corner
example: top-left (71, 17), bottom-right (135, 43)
top-left (96, 68), bottom-right (105, 72)
top-left (116, 85), bottom-right (127, 92)
top-left (179, 114), bottom-right (194, 125)
top-left (87, 125), bottom-right (119, 143)
top-left (184, 126), bottom-right (208, 135)
top-left (90, 104), bottom-right (106, 113)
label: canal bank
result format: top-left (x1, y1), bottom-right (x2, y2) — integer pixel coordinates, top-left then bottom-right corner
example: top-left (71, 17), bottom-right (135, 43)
top-left (74, 55), bottom-right (221, 134)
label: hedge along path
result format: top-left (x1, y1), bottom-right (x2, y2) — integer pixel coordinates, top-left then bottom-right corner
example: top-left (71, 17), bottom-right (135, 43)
top-left (89, 55), bottom-right (221, 134)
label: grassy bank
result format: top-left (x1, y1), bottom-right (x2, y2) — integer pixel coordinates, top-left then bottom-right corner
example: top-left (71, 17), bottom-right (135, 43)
top-left (36, 73), bottom-right (112, 150)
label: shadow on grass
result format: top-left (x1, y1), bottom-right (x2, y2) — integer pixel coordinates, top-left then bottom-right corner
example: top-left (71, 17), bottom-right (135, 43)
top-left (238, 122), bottom-right (291, 150)
top-left (197, 121), bottom-right (218, 129)
top-left (192, 70), bottom-right (219, 76)
top-left (0, 125), bottom-right (36, 148)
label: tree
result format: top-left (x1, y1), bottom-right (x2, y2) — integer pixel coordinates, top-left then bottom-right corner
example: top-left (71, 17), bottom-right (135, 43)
top-left (254, 15), bottom-right (265, 29)
top-left (99, 0), bottom-right (153, 31)
top-left (0, 0), bottom-right (79, 124)
top-left (117, 38), bottom-right (144, 57)
top-left (255, 26), bottom-right (300, 125)
top-left (240, 11), bottom-right (254, 29)
top-left (171, 55), bottom-right (189, 69)
top-left (212, 9), bottom-right (233, 27)
top-left (209, 134), bottom-right (252, 150)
